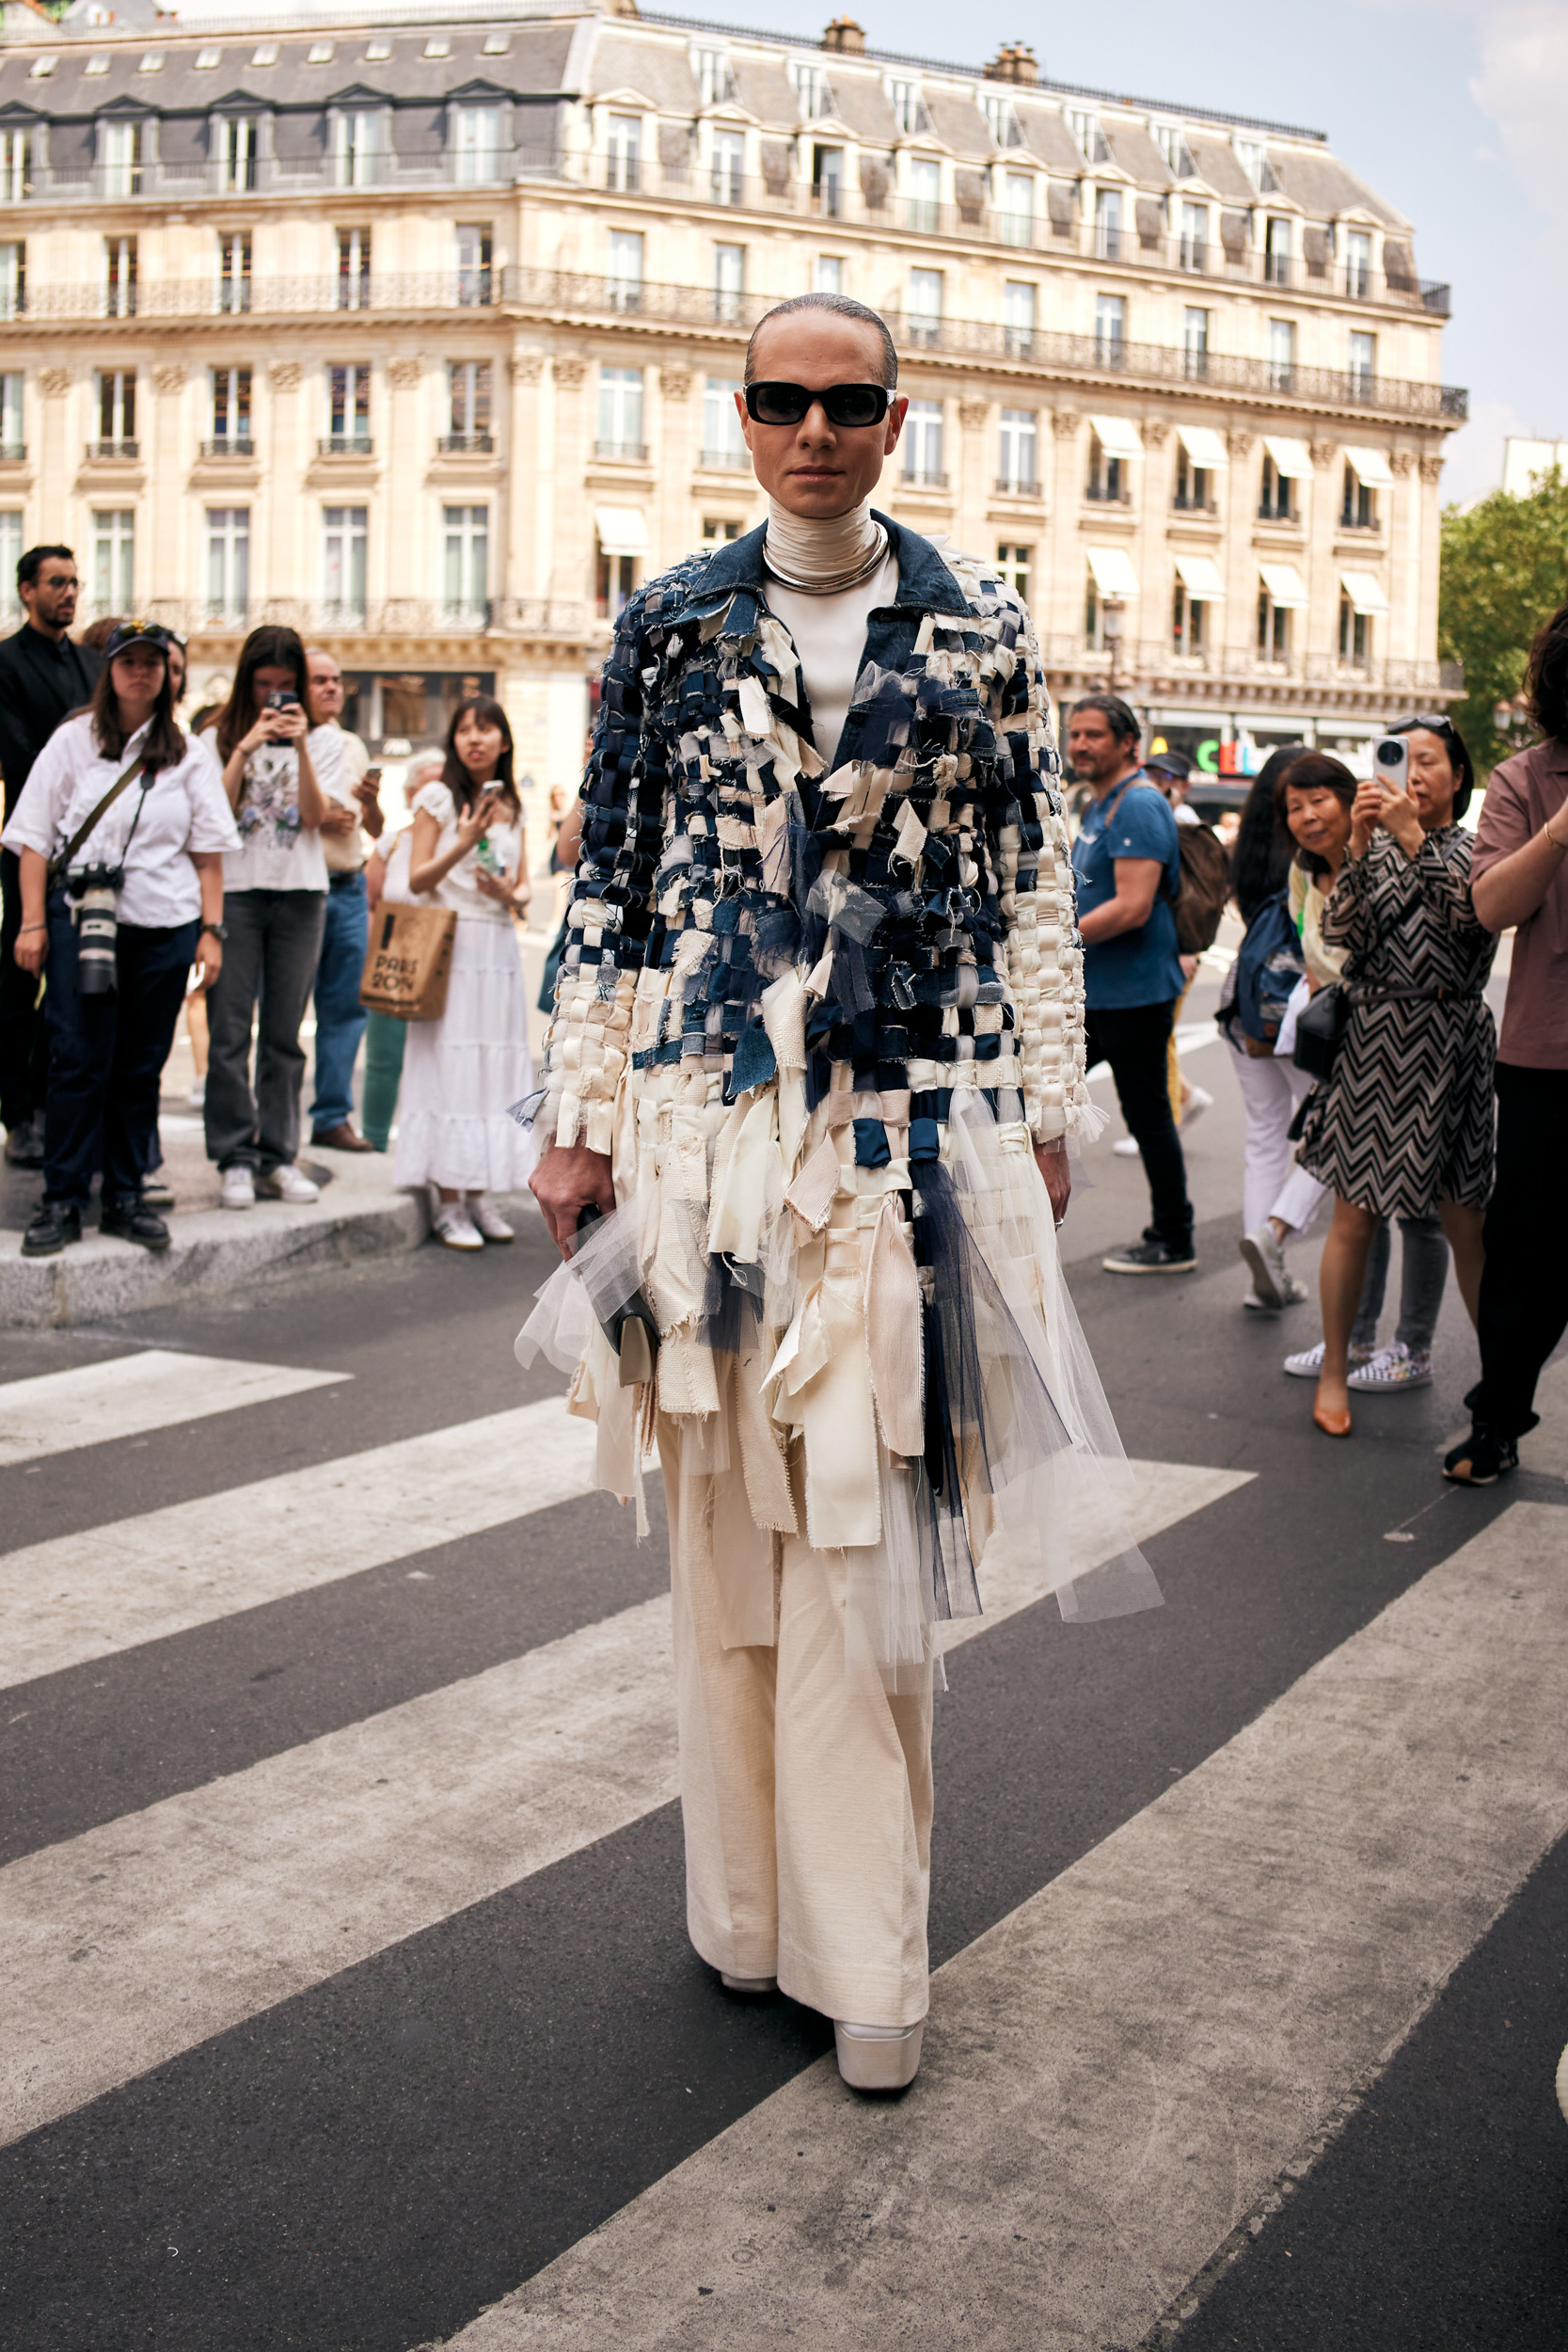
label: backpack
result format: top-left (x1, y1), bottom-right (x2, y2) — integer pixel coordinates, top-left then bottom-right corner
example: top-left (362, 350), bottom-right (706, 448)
top-left (1171, 819), bottom-right (1232, 954)
top-left (1226, 891), bottom-right (1307, 1046)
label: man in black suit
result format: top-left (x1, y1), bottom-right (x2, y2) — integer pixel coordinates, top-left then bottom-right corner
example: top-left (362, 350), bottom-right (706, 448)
top-left (0, 546), bottom-right (103, 1164)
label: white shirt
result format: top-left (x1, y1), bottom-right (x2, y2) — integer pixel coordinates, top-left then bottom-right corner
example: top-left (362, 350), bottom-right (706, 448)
top-left (221, 723), bottom-right (349, 894)
top-left (764, 548), bottom-right (901, 768)
top-left (322, 724), bottom-right (373, 875)
top-left (413, 779), bottom-right (522, 923)
top-left (3, 712), bottom-right (238, 930)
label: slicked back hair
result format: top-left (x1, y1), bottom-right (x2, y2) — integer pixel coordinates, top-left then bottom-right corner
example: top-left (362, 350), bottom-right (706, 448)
top-left (743, 294), bottom-right (898, 389)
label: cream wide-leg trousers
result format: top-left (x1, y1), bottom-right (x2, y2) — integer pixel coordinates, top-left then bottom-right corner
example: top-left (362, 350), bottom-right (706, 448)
top-left (659, 1418), bottom-right (934, 2029)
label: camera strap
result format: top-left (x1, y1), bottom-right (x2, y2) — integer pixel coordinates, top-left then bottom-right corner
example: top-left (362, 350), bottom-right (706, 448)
top-left (47, 755), bottom-right (155, 889)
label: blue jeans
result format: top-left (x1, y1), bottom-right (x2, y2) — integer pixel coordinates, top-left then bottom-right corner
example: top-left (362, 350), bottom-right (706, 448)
top-left (1354, 1214), bottom-right (1449, 1355)
top-left (42, 893), bottom-right (198, 1210)
top-left (309, 869), bottom-right (369, 1131)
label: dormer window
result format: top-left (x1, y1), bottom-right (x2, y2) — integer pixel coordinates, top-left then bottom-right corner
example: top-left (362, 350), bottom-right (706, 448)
top-left (86, 55), bottom-right (110, 75)
top-left (29, 56), bottom-right (56, 79)
top-left (790, 61), bottom-right (831, 120)
top-left (365, 39), bottom-right (392, 61)
top-left (308, 42), bottom-right (335, 65)
top-left (887, 78), bottom-right (926, 135)
top-left (453, 105), bottom-right (503, 185)
top-left (252, 43), bottom-right (278, 66)
top-left (102, 120), bottom-right (143, 199)
top-left (483, 31), bottom-right (511, 55)
top-left (981, 92), bottom-right (1022, 149)
top-left (1151, 121), bottom-right (1194, 177)
top-left (1069, 107), bottom-right (1109, 164)
top-left (334, 110), bottom-right (381, 190)
top-left (424, 36), bottom-right (451, 57)
top-left (216, 114), bottom-right (258, 193)
top-left (138, 52), bottom-right (164, 73)
top-left (196, 46), bottom-right (222, 69)
top-left (693, 47), bottom-right (734, 105)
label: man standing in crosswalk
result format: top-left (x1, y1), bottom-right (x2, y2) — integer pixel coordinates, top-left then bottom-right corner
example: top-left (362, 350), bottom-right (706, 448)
top-left (528, 295), bottom-right (1150, 2092)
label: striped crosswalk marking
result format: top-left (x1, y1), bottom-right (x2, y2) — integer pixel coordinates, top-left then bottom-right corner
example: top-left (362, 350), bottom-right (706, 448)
top-left (0, 1349), bottom-right (347, 1470)
top-left (450, 1502), bottom-right (1568, 2352)
top-left (0, 1457), bottom-right (1246, 2148)
top-left (0, 1397), bottom-right (601, 1690)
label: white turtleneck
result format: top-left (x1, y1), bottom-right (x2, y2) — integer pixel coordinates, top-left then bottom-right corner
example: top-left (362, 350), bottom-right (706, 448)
top-left (762, 496), bottom-right (899, 770)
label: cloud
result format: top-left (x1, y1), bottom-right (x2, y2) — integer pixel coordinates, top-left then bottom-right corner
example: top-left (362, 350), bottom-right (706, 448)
top-left (1467, 1), bottom-right (1568, 228)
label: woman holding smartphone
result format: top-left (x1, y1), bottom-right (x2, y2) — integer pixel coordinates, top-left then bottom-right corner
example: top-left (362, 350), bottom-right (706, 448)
top-left (395, 694), bottom-right (533, 1248)
top-left (200, 625), bottom-right (346, 1210)
top-left (1294, 718), bottom-right (1496, 1436)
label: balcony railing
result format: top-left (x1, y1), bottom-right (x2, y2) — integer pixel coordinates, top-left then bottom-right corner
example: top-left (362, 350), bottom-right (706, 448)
top-left (900, 469), bottom-right (949, 491)
top-left (199, 437), bottom-right (254, 458)
top-left (317, 436), bottom-right (373, 457)
top-left (145, 594), bottom-right (594, 640)
top-left (0, 441), bottom-right (24, 462)
top-left (86, 439), bottom-right (138, 461)
top-left (594, 438), bottom-right (648, 463)
top-left (6, 147), bottom-right (543, 206)
top-left (995, 476), bottom-right (1041, 497)
top-left (437, 433), bottom-right (495, 453)
top-left (698, 447), bottom-right (750, 469)
top-left (1036, 637), bottom-right (1463, 695)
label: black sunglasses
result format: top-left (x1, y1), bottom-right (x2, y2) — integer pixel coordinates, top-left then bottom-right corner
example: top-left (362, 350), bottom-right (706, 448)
top-left (744, 381), bottom-right (892, 428)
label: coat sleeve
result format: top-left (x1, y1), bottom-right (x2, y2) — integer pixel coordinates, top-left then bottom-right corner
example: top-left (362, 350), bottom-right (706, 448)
top-left (992, 600), bottom-right (1089, 1145)
top-left (536, 587), bottom-right (669, 1156)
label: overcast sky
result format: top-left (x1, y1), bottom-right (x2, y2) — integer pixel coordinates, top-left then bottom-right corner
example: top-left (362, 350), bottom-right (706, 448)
top-left (650, 0), bottom-right (1566, 505)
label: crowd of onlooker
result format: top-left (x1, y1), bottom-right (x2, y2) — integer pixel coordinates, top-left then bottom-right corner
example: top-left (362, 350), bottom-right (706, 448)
top-left (1062, 601), bottom-right (1568, 1483)
top-left (0, 541), bottom-right (542, 1262)
top-left (3, 535), bottom-right (1565, 1494)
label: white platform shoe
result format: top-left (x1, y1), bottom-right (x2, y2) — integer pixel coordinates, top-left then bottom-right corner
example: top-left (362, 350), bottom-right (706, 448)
top-left (833, 2019), bottom-right (925, 2092)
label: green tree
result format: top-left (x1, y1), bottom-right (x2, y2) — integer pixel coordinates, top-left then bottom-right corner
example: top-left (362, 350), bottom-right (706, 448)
top-left (1440, 467), bottom-right (1568, 777)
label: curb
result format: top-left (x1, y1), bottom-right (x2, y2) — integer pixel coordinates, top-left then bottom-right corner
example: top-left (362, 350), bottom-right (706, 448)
top-left (0, 1184), bottom-right (541, 1329)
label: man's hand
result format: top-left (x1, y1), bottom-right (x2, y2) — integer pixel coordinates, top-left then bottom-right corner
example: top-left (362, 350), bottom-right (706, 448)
top-left (352, 775), bottom-right (385, 839)
top-left (530, 1141), bottom-right (615, 1259)
top-left (1034, 1138), bottom-right (1070, 1228)
top-left (319, 803), bottom-right (358, 837)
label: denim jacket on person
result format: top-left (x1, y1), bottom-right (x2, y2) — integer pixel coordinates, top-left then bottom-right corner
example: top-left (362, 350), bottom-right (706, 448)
top-left (538, 512), bottom-right (1090, 1164)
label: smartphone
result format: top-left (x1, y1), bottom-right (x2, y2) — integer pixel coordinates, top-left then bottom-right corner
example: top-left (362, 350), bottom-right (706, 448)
top-left (266, 689), bottom-right (301, 712)
top-left (1372, 735), bottom-right (1409, 791)
top-left (361, 767), bottom-right (382, 788)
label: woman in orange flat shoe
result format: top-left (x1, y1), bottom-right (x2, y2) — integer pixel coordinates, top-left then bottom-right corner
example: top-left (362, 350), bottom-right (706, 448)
top-left (1293, 720), bottom-right (1496, 1438)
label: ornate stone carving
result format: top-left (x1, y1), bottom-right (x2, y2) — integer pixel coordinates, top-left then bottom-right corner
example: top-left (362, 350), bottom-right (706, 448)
top-left (388, 357), bottom-right (423, 389)
top-left (1142, 419), bottom-right (1169, 448)
top-left (1309, 439), bottom-right (1338, 469)
top-left (1388, 450), bottom-right (1416, 476)
top-left (660, 369), bottom-right (692, 401)
top-left (553, 355), bottom-right (588, 388)
top-left (1418, 453), bottom-right (1445, 485)
top-left (270, 361), bottom-right (304, 391)
top-left (39, 368), bottom-right (71, 398)
top-left (1052, 409), bottom-right (1081, 438)
top-left (1225, 428), bottom-right (1253, 458)
top-left (152, 363), bottom-right (186, 395)
top-left (509, 352), bottom-right (546, 384)
top-left (958, 399), bottom-right (990, 430)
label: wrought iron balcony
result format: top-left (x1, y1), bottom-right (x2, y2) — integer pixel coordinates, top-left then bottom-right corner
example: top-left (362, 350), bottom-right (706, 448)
top-left (437, 433), bottom-right (495, 453)
top-left (86, 439), bottom-right (138, 461)
top-left (316, 436), bottom-right (374, 458)
top-left (199, 437), bottom-right (254, 458)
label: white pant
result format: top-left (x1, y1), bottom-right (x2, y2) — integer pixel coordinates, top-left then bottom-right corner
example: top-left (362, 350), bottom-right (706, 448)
top-left (661, 1419), bottom-right (933, 2029)
top-left (1227, 1034), bottom-right (1319, 1235)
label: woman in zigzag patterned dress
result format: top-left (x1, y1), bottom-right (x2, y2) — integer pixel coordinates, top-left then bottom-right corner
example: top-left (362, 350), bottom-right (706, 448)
top-left (1296, 718), bottom-right (1497, 1436)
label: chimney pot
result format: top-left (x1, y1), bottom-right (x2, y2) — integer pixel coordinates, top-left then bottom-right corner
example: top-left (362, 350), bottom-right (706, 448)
top-left (984, 43), bottom-right (1039, 86)
top-left (821, 17), bottom-right (866, 52)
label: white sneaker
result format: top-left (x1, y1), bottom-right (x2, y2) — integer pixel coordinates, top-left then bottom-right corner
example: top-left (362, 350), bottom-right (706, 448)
top-left (1180, 1084), bottom-right (1214, 1128)
top-left (1243, 1277), bottom-right (1308, 1311)
top-left (466, 1195), bottom-right (515, 1243)
top-left (1284, 1340), bottom-right (1376, 1378)
top-left (219, 1166), bottom-right (255, 1211)
top-left (1239, 1223), bottom-right (1289, 1307)
top-left (1348, 1342), bottom-right (1433, 1392)
top-left (833, 2019), bottom-right (925, 2092)
top-left (1113, 1136), bottom-right (1141, 1158)
top-left (256, 1165), bottom-right (320, 1204)
top-left (434, 1205), bottom-right (484, 1250)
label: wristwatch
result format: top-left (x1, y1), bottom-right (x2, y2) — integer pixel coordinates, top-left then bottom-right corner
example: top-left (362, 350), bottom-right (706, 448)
top-left (199, 920), bottom-right (229, 941)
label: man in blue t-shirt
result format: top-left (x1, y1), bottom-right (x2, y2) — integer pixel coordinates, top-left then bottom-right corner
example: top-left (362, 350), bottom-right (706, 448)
top-left (1069, 693), bottom-right (1196, 1272)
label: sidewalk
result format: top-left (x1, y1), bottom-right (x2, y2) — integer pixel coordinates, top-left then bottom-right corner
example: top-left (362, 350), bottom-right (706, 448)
top-left (0, 920), bottom-right (557, 1328)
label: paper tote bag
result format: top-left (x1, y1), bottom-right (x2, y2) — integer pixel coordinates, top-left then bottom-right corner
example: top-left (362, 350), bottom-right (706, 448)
top-left (359, 903), bottom-right (457, 1022)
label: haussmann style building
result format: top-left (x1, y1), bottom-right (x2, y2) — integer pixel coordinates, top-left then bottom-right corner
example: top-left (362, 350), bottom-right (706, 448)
top-left (0, 0), bottom-right (1465, 803)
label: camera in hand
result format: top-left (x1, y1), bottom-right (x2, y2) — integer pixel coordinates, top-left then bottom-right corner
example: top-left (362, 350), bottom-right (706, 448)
top-left (68, 861), bottom-right (124, 995)
top-left (1372, 735), bottom-right (1409, 788)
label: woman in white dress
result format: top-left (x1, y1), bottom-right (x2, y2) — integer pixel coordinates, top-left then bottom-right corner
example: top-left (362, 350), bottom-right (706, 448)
top-left (395, 695), bottom-right (534, 1248)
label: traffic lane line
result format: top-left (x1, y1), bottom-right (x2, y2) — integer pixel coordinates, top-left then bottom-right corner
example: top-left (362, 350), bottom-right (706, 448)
top-left (0, 1349), bottom-right (347, 1470)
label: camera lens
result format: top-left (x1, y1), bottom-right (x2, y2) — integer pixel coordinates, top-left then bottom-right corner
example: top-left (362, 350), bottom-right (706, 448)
top-left (1375, 741), bottom-right (1402, 767)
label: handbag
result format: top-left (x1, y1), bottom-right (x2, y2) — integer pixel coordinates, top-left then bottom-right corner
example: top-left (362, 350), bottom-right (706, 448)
top-left (1291, 982), bottom-right (1352, 1079)
top-left (358, 901), bottom-right (457, 1022)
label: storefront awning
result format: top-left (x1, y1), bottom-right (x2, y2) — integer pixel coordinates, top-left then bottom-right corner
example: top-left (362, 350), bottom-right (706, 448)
top-left (1085, 546), bottom-right (1140, 597)
top-left (1177, 423), bottom-right (1229, 470)
top-left (1087, 413), bottom-right (1144, 460)
top-left (1343, 445), bottom-right (1396, 488)
top-left (1262, 435), bottom-right (1314, 480)
top-left (594, 505), bottom-right (650, 556)
top-left (1173, 552), bottom-right (1227, 599)
top-left (1339, 569), bottom-right (1390, 615)
top-left (1259, 562), bottom-right (1309, 609)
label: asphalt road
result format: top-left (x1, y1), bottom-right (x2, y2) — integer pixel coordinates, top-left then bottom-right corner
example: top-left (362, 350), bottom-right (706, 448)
top-left (2, 990), bottom-right (1564, 2351)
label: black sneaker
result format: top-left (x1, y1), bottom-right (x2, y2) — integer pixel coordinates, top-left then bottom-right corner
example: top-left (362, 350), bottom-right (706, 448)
top-left (100, 1200), bottom-right (172, 1254)
top-left (1442, 1426), bottom-right (1519, 1486)
top-left (22, 1201), bottom-right (82, 1258)
top-left (1102, 1232), bottom-right (1197, 1276)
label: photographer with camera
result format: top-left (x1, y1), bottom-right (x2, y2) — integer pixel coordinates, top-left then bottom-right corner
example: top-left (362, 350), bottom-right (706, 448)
top-left (2, 621), bottom-right (235, 1257)
top-left (200, 625), bottom-right (345, 1210)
